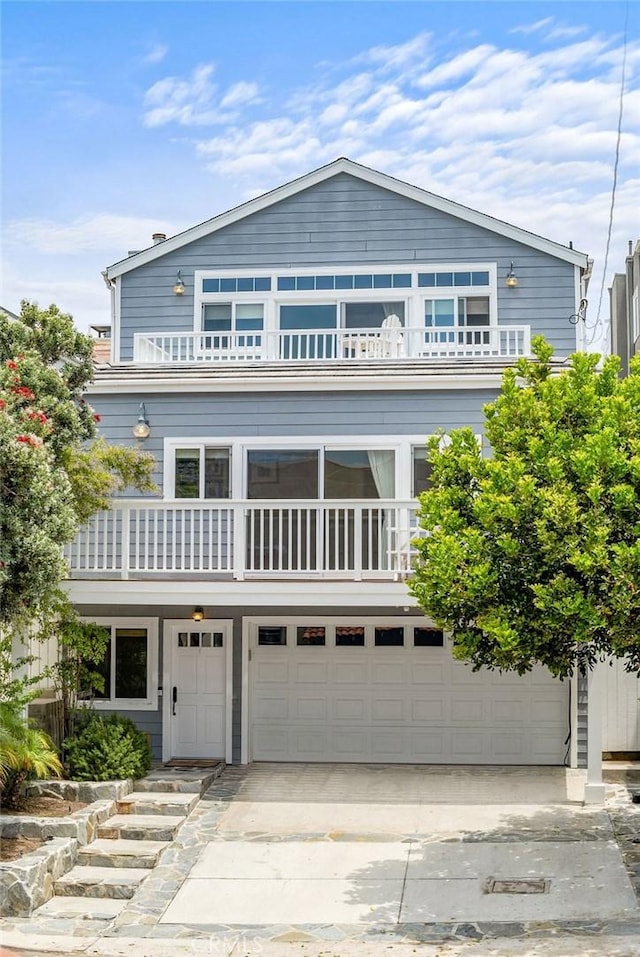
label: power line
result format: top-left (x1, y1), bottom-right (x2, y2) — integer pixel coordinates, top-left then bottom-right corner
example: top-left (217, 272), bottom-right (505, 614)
top-left (586, 1), bottom-right (630, 348)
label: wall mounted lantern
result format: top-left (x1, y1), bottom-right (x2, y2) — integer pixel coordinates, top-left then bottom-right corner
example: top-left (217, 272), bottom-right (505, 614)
top-left (191, 606), bottom-right (205, 622)
top-left (505, 262), bottom-right (519, 288)
top-left (173, 270), bottom-right (186, 295)
top-left (132, 402), bottom-right (150, 439)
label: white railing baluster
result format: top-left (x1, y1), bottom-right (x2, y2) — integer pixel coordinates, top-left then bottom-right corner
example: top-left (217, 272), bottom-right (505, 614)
top-left (134, 325), bottom-right (531, 364)
top-left (67, 498), bottom-right (422, 581)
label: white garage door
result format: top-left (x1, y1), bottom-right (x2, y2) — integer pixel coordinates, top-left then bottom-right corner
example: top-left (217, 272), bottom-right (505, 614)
top-left (249, 619), bottom-right (569, 765)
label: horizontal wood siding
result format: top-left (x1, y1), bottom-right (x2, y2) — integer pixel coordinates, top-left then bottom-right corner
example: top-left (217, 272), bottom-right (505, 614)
top-left (118, 173), bottom-right (577, 360)
top-left (91, 387), bottom-right (498, 496)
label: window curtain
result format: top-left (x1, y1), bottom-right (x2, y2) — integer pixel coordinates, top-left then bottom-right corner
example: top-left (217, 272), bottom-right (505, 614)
top-left (367, 450), bottom-right (395, 499)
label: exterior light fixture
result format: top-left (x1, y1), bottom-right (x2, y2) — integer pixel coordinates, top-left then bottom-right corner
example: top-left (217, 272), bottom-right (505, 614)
top-left (192, 606), bottom-right (204, 622)
top-left (132, 402), bottom-right (150, 439)
top-left (505, 262), bottom-right (519, 288)
top-left (173, 270), bottom-right (186, 295)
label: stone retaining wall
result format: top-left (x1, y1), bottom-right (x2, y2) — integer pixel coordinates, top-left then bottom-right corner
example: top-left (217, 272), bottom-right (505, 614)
top-left (0, 787), bottom-right (125, 917)
top-left (0, 837), bottom-right (77, 916)
top-left (26, 777), bottom-right (132, 803)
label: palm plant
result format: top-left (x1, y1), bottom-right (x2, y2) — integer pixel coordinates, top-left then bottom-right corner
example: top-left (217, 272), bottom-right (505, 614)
top-left (0, 701), bottom-right (63, 810)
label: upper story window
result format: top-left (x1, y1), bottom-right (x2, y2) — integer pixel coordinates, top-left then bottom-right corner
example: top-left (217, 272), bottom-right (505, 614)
top-left (196, 265), bottom-right (497, 336)
top-left (175, 447), bottom-right (231, 498)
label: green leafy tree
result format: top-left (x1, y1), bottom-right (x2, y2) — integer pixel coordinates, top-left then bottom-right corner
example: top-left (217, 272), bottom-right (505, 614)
top-left (410, 337), bottom-right (640, 679)
top-left (0, 302), bottom-right (155, 705)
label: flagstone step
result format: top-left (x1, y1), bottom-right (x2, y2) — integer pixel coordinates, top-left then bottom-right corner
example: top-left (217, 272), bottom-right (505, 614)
top-left (54, 865), bottom-right (150, 899)
top-left (115, 791), bottom-right (198, 816)
top-left (35, 895), bottom-right (128, 920)
top-left (77, 838), bottom-right (169, 868)
top-left (97, 813), bottom-right (184, 842)
top-left (134, 766), bottom-right (222, 794)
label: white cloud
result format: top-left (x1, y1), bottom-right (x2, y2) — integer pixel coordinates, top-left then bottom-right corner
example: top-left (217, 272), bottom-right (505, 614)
top-left (220, 81), bottom-right (260, 108)
top-left (143, 64), bottom-right (261, 127)
top-left (142, 43), bottom-right (168, 65)
top-left (4, 214), bottom-right (183, 255)
top-left (510, 18), bottom-right (554, 36)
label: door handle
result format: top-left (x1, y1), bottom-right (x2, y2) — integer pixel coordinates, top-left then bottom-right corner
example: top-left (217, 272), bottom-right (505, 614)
top-left (172, 686), bottom-right (177, 715)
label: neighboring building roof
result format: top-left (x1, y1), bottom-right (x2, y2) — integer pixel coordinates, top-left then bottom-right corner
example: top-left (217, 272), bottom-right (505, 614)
top-left (105, 157), bottom-right (589, 280)
top-left (1, 306), bottom-right (21, 320)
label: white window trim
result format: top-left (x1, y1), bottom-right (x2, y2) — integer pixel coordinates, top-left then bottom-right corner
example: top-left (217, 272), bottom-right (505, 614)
top-left (194, 263), bottom-right (498, 337)
top-left (80, 617), bottom-right (159, 711)
top-left (164, 433), bottom-right (482, 501)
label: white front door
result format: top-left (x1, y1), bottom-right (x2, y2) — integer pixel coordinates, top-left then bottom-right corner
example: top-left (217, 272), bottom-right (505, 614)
top-left (168, 620), bottom-right (230, 759)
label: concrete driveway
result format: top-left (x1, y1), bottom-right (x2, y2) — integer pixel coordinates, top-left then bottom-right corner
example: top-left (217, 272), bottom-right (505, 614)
top-left (152, 763), bottom-right (639, 930)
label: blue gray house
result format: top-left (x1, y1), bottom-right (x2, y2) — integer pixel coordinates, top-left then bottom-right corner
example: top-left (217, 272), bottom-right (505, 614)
top-left (65, 158), bottom-right (599, 789)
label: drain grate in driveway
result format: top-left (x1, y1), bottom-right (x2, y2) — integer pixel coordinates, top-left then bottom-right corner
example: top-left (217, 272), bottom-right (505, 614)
top-left (485, 878), bottom-right (550, 894)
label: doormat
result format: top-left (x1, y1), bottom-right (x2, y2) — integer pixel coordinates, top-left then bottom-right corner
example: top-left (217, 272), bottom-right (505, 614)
top-left (163, 759), bottom-right (223, 769)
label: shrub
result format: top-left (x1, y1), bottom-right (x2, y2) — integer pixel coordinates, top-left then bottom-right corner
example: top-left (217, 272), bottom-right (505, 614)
top-left (64, 713), bottom-right (152, 781)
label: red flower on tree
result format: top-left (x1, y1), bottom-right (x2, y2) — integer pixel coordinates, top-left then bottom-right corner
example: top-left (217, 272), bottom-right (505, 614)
top-left (12, 386), bottom-right (35, 401)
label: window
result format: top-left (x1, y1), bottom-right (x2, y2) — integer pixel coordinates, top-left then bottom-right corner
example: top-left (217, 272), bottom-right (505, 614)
top-left (325, 449), bottom-right (395, 498)
top-left (342, 301), bottom-right (405, 329)
top-left (297, 626), bottom-right (326, 646)
top-left (258, 626), bottom-right (287, 645)
top-left (175, 447), bottom-right (231, 499)
top-left (375, 626), bottom-right (404, 647)
top-left (414, 627), bottom-right (444, 647)
top-left (425, 296), bottom-right (490, 328)
top-left (82, 618), bottom-right (158, 710)
top-left (202, 303), bottom-right (264, 333)
top-left (412, 447), bottom-right (432, 496)
top-left (248, 449), bottom-right (319, 499)
top-left (336, 625), bottom-right (365, 647)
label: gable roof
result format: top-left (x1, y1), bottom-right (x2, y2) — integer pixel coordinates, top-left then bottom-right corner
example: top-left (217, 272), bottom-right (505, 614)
top-left (105, 157), bottom-right (589, 279)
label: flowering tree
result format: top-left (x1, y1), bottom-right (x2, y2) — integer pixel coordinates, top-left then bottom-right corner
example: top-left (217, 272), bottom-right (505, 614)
top-left (0, 302), bottom-right (155, 693)
top-left (410, 337), bottom-right (640, 679)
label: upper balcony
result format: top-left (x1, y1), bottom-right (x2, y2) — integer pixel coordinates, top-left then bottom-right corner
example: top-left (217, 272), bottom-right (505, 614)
top-left (132, 325), bottom-right (531, 365)
top-left (65, 499), bottom-right (422, 582)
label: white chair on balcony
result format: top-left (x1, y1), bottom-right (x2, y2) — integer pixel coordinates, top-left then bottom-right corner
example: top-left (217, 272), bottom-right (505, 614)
top-left (380, 314), bottom-right (403, 357)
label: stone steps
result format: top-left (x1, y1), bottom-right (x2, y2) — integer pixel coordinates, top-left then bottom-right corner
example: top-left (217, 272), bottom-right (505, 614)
top-left (134, 766), bottom-right (221, 794)
top-left (54, 865), bottom-right (150, 899)
top-left (77, 838), bottom-right (169, 869)
top-left (29, 764), bottom-right (216, 920)
top-left (35, 895), bottom-right (128, 920)
top-left (98, 813), bottom-right (185, 841)
top-left (115, 791), bottom-right (198, 817)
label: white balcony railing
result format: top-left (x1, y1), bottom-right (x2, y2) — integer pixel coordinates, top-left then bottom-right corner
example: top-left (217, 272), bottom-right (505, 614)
top-left (132, 325), bottom-right (531, 364)
top-left (65, 500), bottom-right (422, 581)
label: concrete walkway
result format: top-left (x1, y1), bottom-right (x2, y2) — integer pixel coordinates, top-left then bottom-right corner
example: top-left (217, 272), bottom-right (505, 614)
top-left (2, 763), bottom-right (640, 956)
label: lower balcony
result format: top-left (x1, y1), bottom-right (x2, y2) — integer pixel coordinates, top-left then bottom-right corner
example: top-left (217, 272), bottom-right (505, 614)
top-left (65, 500), bottom-right (422, 581)
top-left (132, 325), bottom-right (531, 364)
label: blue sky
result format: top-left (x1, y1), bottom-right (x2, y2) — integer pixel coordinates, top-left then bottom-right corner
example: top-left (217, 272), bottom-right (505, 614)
top-left (2, 1), bottom-right (639, 349)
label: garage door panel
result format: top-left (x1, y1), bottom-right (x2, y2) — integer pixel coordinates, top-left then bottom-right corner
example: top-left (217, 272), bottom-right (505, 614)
top-left (371, 697), bottom-right (405, 721)
top-left (372, 732), bottom-right (409, 757)
top-left (295, 662), bottom-right (328, 683)
top-left (333, 730), bottom-right (368, 755)
top-left (412, 698), bottom-right (446, 721)
top-left (251, 625), bottom-right (569, 765)
top-left (295, 697), bottom-right (327, 720)
top-left (255, 661), bottom-right (289, 683)
top-left (335, 662), bottom-right (368, 684)
top-left (412, 732), bottom-right (447, 759)
top-left (333, 697), bottom-right (367, 720)
top-left (372, 662), bottom-right (405, 684)
top-left (412, 662), bottom-right (446, 684)
top-left (255, 696), bottom-right (289, 720)
top-left (451, 698), bottom-right (485, 722)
